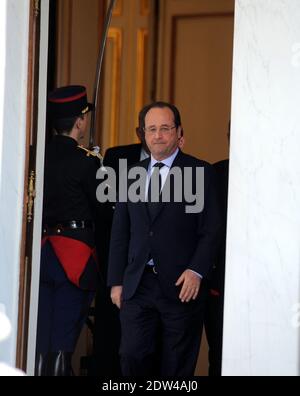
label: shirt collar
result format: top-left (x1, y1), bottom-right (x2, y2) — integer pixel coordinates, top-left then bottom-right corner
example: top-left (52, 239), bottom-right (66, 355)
top-left (150, 148), bottom-right (179, 170)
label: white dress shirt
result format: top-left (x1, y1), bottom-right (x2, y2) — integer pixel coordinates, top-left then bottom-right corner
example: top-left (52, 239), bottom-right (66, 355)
top-left (145, 148), bottom-right (179, 197)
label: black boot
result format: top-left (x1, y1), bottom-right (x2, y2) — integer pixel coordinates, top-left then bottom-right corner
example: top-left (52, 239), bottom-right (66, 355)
top-left (35, 353), bottom-right (49, 376)
top-left (51, 351), bottom-right (73, 376)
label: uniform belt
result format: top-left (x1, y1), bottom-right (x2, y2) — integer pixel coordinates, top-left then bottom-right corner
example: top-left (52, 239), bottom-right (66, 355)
top-left (145, 265), bottom-right (158, 275)
top-left (43, 220), bottom-right (94, 234)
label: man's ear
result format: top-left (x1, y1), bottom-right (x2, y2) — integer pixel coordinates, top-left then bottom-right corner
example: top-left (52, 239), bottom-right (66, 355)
top-left (136, 127), bottom-right (144, 142)
top-left (177, 126), bottom-right (182, 138)
top-left (179, 136), bottom-right (185, 149)
top-left (75, 115), bottom-right (84, 129)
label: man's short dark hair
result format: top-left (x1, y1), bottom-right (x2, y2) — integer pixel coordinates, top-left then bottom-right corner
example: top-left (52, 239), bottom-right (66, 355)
top-left (138, 102), bottom-right (182, 130)
top-left (51, 116), bottom-right (81, 135)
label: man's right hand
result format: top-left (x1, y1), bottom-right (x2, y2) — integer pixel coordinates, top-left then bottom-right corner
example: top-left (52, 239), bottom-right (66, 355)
top-left (111, 286), bottom-right (123, 309)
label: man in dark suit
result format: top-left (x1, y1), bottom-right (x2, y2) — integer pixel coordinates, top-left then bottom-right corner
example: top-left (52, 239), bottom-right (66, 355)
top-left (107, 102), bottom-right (221, 376)
top-left (104, 128), bottom-right (150, 172)
top-left (95, 127), bottom-right (185, 375)
top-left (204, 156), bottom-right (229, 376)
top-left (93, 128), bottom-right (150, 376)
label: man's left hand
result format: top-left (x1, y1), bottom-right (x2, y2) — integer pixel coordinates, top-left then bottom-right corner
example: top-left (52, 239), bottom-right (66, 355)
top-left (175, 270), bottom-right (201, 303)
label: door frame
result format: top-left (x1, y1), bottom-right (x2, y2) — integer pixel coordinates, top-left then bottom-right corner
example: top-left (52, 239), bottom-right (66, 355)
top-left (16, 0), bottom-right (50, 375)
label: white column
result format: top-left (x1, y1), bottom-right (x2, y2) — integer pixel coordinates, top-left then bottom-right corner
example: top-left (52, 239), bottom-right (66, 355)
top-left (0, 0), bottom-right (30, 365)
top-left (223, 0), bottom-right (300, 376)
top-left (0, 1), bottom-right (6, 183)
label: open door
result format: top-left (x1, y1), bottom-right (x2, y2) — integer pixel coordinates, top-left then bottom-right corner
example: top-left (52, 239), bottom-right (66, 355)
top-left (16, 0), bottom-right (50, 374)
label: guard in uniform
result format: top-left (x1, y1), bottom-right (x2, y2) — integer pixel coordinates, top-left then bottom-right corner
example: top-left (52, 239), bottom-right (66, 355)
top-left (35, 86), bottom-right (102, 376)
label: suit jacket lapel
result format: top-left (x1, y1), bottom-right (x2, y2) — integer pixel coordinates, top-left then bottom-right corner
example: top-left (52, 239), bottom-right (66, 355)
top-left (139, 158), bottom-right (151, 222)
top-left (139, 156), bottom-right (163, 224)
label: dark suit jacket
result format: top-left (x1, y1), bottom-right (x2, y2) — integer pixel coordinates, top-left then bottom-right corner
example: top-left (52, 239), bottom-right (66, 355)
top-left (104, 143), bottom-right (143, 176)
top-left (96, 143), bottom-right (144, 276)
top-left (107, 150), bottom-right (222, 301)
top-left (210, 159), bottom-right (229, 294)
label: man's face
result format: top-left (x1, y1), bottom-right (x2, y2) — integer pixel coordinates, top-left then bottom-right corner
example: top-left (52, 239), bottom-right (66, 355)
top-left (144, 107), bottom-right (181, 161)
top-left (77, 113), bottom-right (88, 140)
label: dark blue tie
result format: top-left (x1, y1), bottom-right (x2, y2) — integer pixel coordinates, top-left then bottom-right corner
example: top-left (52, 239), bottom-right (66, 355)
top-left (147, 162), bottom-right (165, 220)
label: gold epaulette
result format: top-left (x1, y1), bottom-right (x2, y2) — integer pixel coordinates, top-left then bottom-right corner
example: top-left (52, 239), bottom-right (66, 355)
top-left (77, 145), bottom-right (104, 161)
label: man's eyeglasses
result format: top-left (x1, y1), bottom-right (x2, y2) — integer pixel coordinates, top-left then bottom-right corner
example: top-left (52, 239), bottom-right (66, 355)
top-left (144, 125), bottom-right (177, 134)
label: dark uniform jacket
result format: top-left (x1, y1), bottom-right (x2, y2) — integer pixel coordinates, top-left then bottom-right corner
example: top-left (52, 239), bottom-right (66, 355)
top-left (43, 135), bottom-right (101, 289)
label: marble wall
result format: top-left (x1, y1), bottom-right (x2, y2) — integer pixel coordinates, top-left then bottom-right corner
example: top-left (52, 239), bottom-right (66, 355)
top-left (223, 0), bottom-right (300, 376)
top-left (0, 0), bottom-right (30, 365)
top-left (0, 2), bottom-right (6, 183)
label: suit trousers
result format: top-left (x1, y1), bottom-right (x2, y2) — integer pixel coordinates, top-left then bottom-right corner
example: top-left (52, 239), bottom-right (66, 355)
top-left (119, 269), bottom-right (207, 377)
top-left (204, 292), bottom-right (224, 377)
top-left (36, 241), bottom-right (94, 354)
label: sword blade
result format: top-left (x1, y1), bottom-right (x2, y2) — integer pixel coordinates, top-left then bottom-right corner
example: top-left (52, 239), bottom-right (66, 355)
top-left (89, 0), bottom-right (116, 147)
